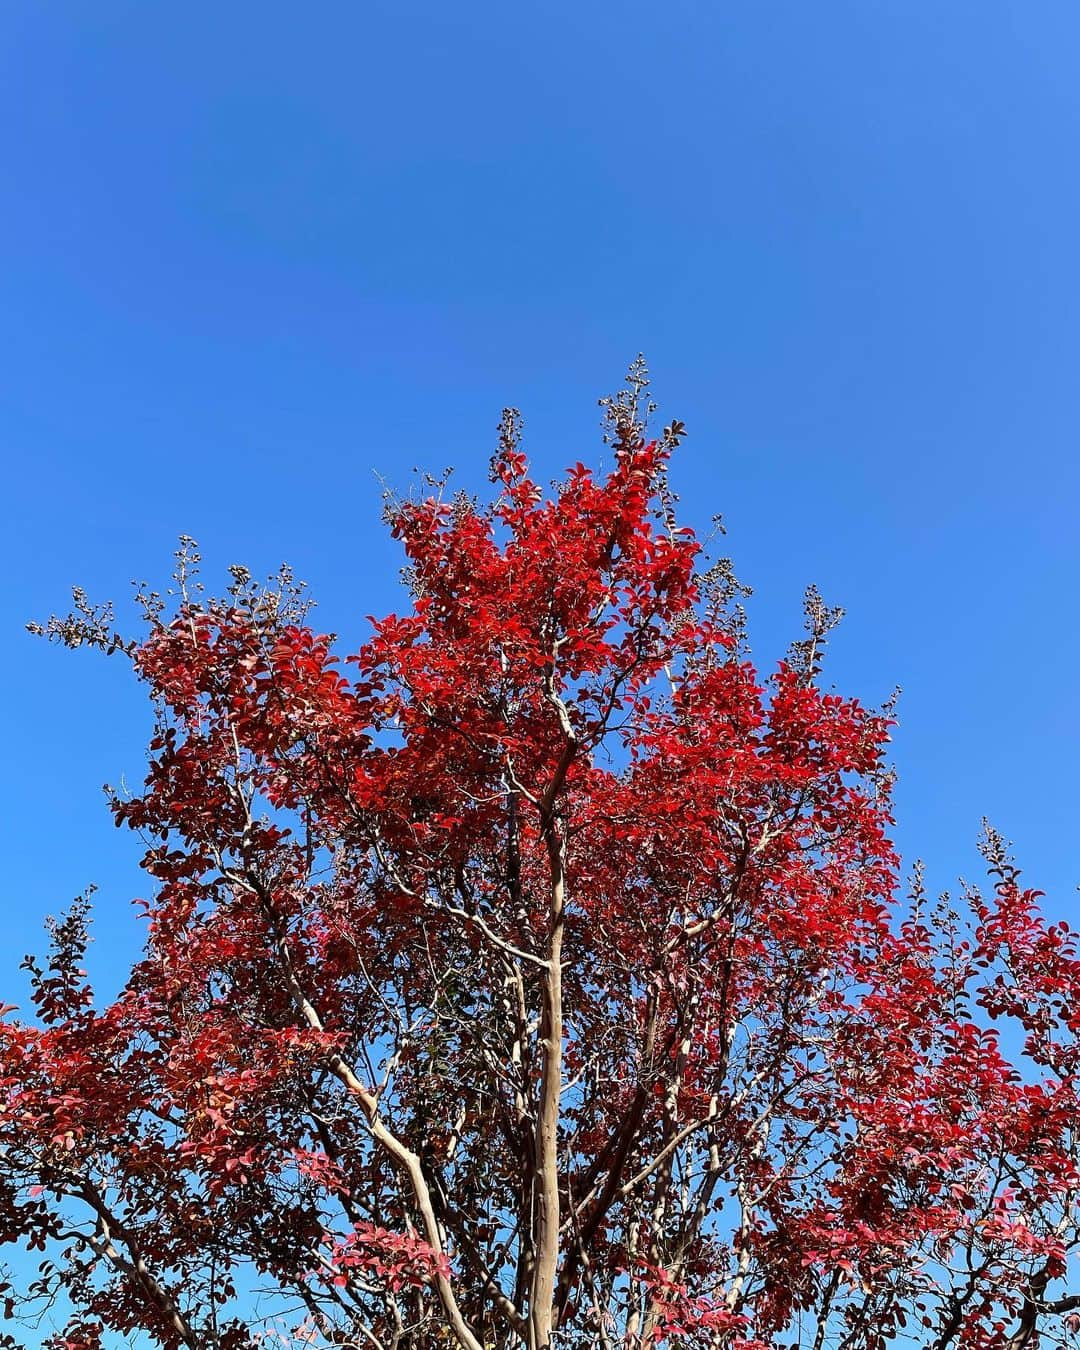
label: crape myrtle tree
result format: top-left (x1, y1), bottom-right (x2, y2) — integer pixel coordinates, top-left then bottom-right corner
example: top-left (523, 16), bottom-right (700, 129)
top-left (5, 365), bottom-right (1080, 1350)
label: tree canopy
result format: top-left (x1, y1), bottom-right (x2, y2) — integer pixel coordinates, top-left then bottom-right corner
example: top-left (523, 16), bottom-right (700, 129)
top-left (6, 372), bottom-right (1080, 1349)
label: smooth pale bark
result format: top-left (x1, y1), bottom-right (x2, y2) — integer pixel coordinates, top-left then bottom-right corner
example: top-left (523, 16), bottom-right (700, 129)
top-left (248, 864), bottom-right (486, 1350)
top-left (530, 856), bottom-right (565, 1350)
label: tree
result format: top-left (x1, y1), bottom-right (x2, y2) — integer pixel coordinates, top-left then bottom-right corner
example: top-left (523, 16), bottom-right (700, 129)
top-left (5, 366), bottom-right (1080, 1350)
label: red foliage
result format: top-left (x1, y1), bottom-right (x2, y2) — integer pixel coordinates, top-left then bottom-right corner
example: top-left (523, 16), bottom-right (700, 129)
top-left (5, 380), bottom-right (1079, 1349)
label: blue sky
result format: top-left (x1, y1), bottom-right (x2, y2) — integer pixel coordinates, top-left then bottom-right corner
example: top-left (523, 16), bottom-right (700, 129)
top-left (2, 0), bottom-right (1079, 1001)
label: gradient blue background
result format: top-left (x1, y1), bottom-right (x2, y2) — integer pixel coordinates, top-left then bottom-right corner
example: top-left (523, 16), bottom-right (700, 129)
top-left (2, 1), bottom-right (1078, 1008)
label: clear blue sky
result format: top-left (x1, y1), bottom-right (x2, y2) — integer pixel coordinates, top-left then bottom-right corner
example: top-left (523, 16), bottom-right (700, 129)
top-left (2, 0), bottom-right (1078, 999)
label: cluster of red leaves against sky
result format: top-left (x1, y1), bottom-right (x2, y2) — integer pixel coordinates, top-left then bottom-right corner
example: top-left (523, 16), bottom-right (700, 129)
top-left (6, 387), bottom-right (1080, 1350)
